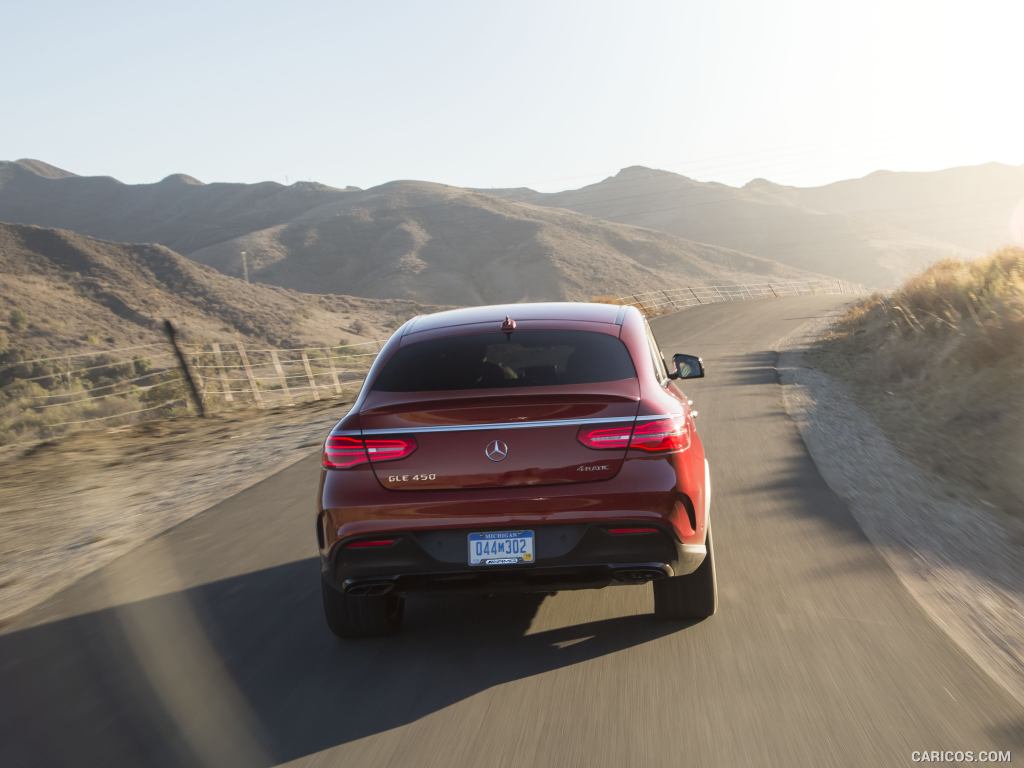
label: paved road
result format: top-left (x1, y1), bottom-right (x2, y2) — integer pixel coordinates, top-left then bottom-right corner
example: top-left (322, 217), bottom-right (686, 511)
top-left (2, 296), bottom-right (1022, 767)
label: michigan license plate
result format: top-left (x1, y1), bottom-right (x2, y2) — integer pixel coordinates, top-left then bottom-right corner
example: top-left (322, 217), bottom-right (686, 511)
top-left (468, 530), bottom-right (535, 566)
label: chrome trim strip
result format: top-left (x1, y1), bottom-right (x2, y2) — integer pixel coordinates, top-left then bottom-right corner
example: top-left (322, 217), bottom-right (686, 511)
top-left (334, 413), bottom-right (678, 436)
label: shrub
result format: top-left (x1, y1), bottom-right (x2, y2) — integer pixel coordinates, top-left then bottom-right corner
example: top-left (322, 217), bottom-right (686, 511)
top-left (9, 309), bottom-right (27, 331)
top-left (132, 356), bottom-right (152, 376)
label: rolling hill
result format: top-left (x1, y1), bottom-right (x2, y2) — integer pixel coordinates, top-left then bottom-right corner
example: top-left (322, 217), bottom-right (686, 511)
top-left (0, 222), bottom-right (432, 360)
top-left (5, 158), bottom-right (1017, 294)
top-left (745, 163), bottom-right (1024, 252)
top-left (184, 180), bottom-right (818, 304)
top-left (0, 159), bottom-right (820, 303)
top-left (0, 159), bottom-right (355, 255)
top-left (484, 163), bottom-right (1024, 287)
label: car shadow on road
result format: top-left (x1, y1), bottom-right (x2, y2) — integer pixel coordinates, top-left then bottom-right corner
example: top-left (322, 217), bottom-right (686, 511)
top-left (712, 351), bottom-right (781, 386)
top-left (0, 557), bottom-right (691, 767)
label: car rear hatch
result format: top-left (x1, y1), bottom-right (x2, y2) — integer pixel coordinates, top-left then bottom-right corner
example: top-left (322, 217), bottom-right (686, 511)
top-left (359, 386), bottom-right (639, 490)
top-left (357, 327), bottom-right (641, 491)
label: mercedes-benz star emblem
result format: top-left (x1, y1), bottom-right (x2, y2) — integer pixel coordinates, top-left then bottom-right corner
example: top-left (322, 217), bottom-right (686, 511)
top-left (485, 439), bottom-right (509, 462)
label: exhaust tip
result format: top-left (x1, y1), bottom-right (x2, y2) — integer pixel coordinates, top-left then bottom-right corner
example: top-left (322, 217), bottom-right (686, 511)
top-left (613, 568), bottom-right (664, 584)
top-left (344, 581), bottom-right (396, 596)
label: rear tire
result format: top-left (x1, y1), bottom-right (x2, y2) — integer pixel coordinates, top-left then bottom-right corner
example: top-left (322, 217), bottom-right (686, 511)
top-left (653, 527), bottom-right (718, 620)
top-left (321, 575), bottom-right (404, 637)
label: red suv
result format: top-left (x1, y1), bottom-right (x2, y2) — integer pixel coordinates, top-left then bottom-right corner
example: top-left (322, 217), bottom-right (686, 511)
top-left (317, 302), bottom-right (715, 636)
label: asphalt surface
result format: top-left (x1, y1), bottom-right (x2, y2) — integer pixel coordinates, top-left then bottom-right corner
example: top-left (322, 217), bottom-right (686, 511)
top-left (2, 295), bottom-right (1022, 767)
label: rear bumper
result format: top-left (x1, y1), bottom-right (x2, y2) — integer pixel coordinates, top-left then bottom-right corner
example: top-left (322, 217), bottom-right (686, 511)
top-left (318, 452), bottom-right (709, 552)
top-left (322, 523), bottom-right (707, 595)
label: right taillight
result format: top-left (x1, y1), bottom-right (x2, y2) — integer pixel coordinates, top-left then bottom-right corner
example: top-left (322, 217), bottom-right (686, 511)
top-left (323, 435), bottom-right (417, 469)
top-left (628, 416), bottom-right (690, 453)
top-left (576, 424), bottom-right (633, 450)
top-left (577, 416), bottom-right (690, 454)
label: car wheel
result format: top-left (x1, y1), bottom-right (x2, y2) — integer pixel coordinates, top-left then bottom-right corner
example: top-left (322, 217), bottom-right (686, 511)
top-left (321, 575), bottom-right (404, 637)
top-left (653, 527), bottom-right (718, 620)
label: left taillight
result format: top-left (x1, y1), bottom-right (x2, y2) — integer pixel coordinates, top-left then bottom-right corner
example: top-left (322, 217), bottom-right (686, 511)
top-left (322, 435), bottom-right (418, 469)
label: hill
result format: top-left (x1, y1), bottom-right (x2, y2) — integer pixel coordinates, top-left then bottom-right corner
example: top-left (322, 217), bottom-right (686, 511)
top-left (0, 160), bottom-right (820, 303)
top-left (186, 181), bottom-right (818, 304)
top-left (9, 158), bottom-right (1016, 295)
top-left (0, 222), bottom-right (430, 360)
top-left (746, 163), bottom-right (1024, 252)
top-left (0, 159), bottom-right (356, 255)
top-left (485, 164), bottom-right (1024, 287)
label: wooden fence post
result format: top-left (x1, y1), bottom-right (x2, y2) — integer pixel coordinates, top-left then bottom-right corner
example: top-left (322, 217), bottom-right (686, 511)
top-left (163, 320), bottom-right (205, 417)
top-left (301, 351), bottom-right (320, 401)
top-left (326, 350), bottom-right (342, 395)
top-left (661, 290), bottom-right (678, 310)
top-left (235, 341), bottom-right (264, 409)
top-left (270, 350), bottom-right (293, 404)
top-left (211, 342), bottom-right (234, 402)
top-left (190, 355), bottom-right (206, 403)
top-left (688, 287), bottom-right (703, 305)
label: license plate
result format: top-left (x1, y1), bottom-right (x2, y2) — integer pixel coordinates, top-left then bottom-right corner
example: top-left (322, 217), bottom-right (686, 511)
top-left (468, 530), bottom-right (535, 566)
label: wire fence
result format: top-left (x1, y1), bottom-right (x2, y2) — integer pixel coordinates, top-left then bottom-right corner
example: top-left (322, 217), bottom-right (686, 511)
top-left (177, 339), bottom-right (382, 411)
top-left (610, 278), bottom-right (860, 315)
top-left (0, 338), bottom-right (383, 447)
top-left (0, 278), bottom-right (862, 446)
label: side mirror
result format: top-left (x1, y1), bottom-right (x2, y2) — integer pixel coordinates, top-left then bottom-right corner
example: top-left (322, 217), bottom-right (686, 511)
top-left (670, 353), bottom-right (704, 380)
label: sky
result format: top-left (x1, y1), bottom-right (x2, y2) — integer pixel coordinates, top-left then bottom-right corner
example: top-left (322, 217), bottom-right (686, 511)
top-left (2, 0), bottom-right (1022, 192)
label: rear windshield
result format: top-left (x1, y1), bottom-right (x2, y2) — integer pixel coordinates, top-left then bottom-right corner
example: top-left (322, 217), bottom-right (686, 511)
top-left (372, 330), bottom-right (637, 392)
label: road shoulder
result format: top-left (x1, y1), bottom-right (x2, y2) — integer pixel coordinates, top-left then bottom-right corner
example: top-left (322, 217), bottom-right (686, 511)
top-left (0, 399), bottom-right (345, 627)
top-left (776, 317), bottom-right (1024, 707)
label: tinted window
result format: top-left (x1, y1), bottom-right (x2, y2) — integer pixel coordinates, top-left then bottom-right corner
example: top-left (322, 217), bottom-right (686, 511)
top-left (643, 321), bottom-right (668, 384)
top-left (372, 330), bottom-right (637, 392)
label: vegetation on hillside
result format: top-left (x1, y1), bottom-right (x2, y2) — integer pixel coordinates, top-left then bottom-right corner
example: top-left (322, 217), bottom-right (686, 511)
top-left (810, 248), bottom-right (1024, 514)
top-left (0, 222), bottom-right (431, 445)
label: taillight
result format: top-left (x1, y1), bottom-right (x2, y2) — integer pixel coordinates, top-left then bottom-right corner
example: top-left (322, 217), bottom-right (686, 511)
top-left (323, 435), bottom-right (417, 469)
top-left (628, 416), bottom-right (690, 453)
top-left (576, 424), bottom-right (632, 450)
top-left (577, 416), bottom-right (690, 454)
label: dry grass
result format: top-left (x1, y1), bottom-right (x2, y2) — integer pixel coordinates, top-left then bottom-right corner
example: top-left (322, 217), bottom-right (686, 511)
top-left (0, 222), bottom-right (437, 445)
top-left (809, 248), bottom-right (1024, 515)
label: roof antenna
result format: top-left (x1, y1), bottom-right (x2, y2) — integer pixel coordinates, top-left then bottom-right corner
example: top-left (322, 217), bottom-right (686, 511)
top-left (501, 315), bottom-right (517, 335)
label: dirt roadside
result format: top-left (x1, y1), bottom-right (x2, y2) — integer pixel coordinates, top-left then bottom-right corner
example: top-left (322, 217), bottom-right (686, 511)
top-left (777, 317), bottom-right (1024, 707)
top-left (0, 399), bottom-right (348, 626)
